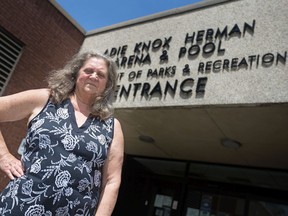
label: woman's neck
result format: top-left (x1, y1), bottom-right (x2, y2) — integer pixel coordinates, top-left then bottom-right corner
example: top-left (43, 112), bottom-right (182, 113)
top-left (71, 93), bottom-right (92, 115)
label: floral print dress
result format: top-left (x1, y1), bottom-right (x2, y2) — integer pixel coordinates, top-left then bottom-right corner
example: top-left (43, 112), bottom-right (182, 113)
top-left (0, 98), bottom-right (114, 216)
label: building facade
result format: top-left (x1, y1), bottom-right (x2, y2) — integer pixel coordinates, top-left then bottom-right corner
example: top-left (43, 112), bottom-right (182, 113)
top-left (0, 0), bottom-right (84, 188)
top-left (81, 0), bottom-right (288, 215)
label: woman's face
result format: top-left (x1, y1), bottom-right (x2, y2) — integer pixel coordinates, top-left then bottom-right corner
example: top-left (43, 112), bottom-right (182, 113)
top-left (76, 57), bottom-right (109, 97)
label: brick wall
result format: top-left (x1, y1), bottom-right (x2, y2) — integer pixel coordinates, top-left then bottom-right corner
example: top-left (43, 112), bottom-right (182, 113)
top-left (0, 0), bottom-right (84, 189)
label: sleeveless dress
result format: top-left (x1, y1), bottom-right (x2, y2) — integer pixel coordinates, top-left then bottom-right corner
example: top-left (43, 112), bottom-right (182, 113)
top-left (0, 98), bottom-right (114, 216)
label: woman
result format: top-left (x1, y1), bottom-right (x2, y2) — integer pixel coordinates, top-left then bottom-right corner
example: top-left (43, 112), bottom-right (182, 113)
top-left (0, 51), bottom-right (124, 215)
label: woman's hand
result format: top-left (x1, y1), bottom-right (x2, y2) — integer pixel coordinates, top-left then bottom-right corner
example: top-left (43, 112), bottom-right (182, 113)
top-left (0, 152), bottom-right (24, 180)
top-left (0, 88), bottom-right (49, 180)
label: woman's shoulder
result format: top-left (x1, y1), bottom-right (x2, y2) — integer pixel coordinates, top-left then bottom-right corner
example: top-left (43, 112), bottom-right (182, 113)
top-left (21, 88), bottom-right (51, 107)
top-left (10, 88), bottom-right (50, 102)
top-left (99, 116), bottom-right (122, 132)
top-left (25, 88), bottom-right (51, 122)
top-left (104, 117), bottom-right (121, 127)
top-left (0, 88), bottom-right (51, 122)
top-left (113, 118), bottom-right (123, 134)
top-left (113, 118), bottom-right (121, 126)
top-left (29, 88), bottom-right (50, 96)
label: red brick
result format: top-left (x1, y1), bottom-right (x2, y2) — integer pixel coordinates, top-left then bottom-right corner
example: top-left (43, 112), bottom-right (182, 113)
top-left (0, 0), bottom-right (85, 189)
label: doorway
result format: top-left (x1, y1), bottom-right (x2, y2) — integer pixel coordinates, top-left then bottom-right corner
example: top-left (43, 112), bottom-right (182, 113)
top-left (113, 156), bottom-right (288, 216)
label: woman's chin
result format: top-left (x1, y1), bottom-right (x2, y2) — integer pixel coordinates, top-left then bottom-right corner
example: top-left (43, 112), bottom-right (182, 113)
top-left (85, 87), bottom-right (103, 96)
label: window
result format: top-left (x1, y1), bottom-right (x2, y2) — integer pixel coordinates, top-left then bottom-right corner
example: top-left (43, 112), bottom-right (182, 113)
top-left (0, 27), bottom-right (23, 95)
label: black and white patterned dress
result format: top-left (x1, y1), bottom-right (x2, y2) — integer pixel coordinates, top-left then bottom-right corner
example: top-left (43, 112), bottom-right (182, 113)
top-left (0, 98), bottom-right (114, 216)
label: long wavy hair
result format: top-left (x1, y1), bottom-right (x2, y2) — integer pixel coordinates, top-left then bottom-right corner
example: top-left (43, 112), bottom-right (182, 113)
top-left (47, 51), bottom-right (118, 119)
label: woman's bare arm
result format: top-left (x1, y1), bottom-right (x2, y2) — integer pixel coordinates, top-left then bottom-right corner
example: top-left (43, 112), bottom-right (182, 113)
top-left (0, 88), bottom-right (50, 179)
top-left (0, 88), bottom-right (50, 122)
top-left (95, 118), bottom-right (124, 216)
